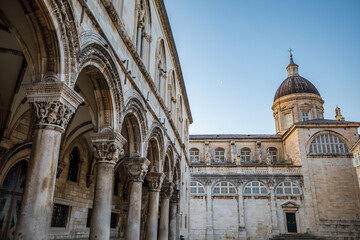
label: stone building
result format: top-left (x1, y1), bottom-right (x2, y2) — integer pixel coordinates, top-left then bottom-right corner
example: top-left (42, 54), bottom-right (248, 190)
top-left (0, 0), bottom-right (192, 239)
top-left (189, 55), bottom-right (360, 240)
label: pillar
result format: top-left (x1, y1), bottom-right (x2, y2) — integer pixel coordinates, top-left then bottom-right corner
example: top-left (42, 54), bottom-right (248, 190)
top-left (205, 182), bottom-right (214, 240)
top-left (125, 157), bottom-right (150, 240)
top-left (169, 188), bottom-right (179, 240)
top-left (145, 172), bottom-right (165, 240)
top-left (14, 82), bottom-right (83, 240)
top-left (269, 183), bottom-right (280, 235)
top-left (158, 180), bottom-right (174, 240)
top-left (89, 133), bottom-right (126, 240)
top-left (237, 182), bottom-right (247, 239)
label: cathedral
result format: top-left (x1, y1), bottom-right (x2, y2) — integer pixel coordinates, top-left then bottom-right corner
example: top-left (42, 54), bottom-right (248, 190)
top-left (0, 1), bottom-right (360, 240)
top-left (188, 55), bottom-right (360, 239)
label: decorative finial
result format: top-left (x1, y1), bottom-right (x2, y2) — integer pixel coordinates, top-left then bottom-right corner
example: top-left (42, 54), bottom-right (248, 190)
top-left (288, 48), bottom-right (293, 57)
top-left (286, 48), bottom-right (298, 76)
top-left (335, 105), bottom-right (345, 121)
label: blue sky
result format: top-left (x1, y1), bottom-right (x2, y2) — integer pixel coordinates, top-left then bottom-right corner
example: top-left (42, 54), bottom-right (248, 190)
top-left (164, 0), bottom-right (360, 134)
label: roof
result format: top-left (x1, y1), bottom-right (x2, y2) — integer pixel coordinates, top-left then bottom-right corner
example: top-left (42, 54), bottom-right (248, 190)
top-left (295, 119), bottom-right (360, 125)
top-left (189, 134), bottom-right (281, 140)
top-left (274, 75), bottom-right (320, 101)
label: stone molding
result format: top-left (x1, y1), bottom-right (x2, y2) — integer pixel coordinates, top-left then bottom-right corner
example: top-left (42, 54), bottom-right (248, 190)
top-left (146, 172), bottom-right (166, 192)
top-left (23, 82), bottom-right (83, 132)
top-left (91, 132), bottom-right (126, 164)
top-left (160, 181), bottom-right (174, 199)
top-left (170, 188), bottom-right (179, 204)
top-left (125, 157), bottom-right (150, 182)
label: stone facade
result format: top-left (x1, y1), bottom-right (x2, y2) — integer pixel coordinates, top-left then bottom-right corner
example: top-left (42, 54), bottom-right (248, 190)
top-left (189, 58), bottom-right (360, 240)
top-left (0, 0), bottom-right (191, 239)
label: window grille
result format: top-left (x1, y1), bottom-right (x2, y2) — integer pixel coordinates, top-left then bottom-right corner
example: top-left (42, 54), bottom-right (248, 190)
top-left (301, 112), bottom-right (309, 121)
top-left (240, 148), bottom-right (251, 162)
top-left (244, 181), bottom-right (268, 196)
top-left (214, 149), bottom-right (225, 162)
top-left (276, 181), bottom-right (301, 195)
top-left (51, 204), bottom-right (69, 228)
top-left (190, 149), bottom-right (200, 162)
top-left (190, 181), bottom-right (205, 195)
top-left (212, 181), bottom-right (236, 195)
top-left (309, 134), bottom-right (348, 154)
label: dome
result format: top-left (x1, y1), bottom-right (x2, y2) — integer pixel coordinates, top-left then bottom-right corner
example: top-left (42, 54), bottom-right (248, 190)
top-left (274, 75), bottom-right (320, 101)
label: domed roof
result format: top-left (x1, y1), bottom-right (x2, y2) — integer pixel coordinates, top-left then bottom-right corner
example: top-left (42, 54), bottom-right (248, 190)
top-left (274, 53), bottom-right (320, 101)
top-left (274, 75), bottom-right (320, 101)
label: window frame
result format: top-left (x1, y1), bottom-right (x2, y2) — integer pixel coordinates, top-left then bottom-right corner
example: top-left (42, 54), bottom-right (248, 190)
top-left (190, 181), bottom-right (205, 195)
top-left (301, 112), bottom-right (309, 121)
top-left (51, 203), bottom-right (70, 228)
top-left (243, 181), bottom-right (268, 196)
top-left (189, 149), bottom-right (200, 163)
top-left (309, 133), bottom-right (349, 155)
top-left (240, 148), bottom-right (251, 162)
top-left (214, 148), bottom-right (225, 163)
top-left (276, 181), bottom-right (301, 196)
top-left (268, 147), bottom-right (278, 162)
top-left (212, 181), bottom-right (237, 196)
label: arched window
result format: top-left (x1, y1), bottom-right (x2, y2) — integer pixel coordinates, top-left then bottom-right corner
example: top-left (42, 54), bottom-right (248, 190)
top-left (68, 147), bottom-right (80, 182)
top-left (240, 148), bottom-right (251, 162)
top-left (268, 147), bottom-right (278, 162)
top-left (276, 181), bottom-right (301, 196)
top-left (212, 181), bottom-right (236, 195)
top-left (155, 40), bottom-right (167, 100)
top-left (190, 181), bottom-right (205, 195)
top-left (244, 181), bottom-right (268, 196)
top-left (214, 148), bottom-right (225, 162)
top-left (189, 148), bottom-right (200, 163)
top-left (135, 0), bottom-right (150, 60)
top-left (309, 133), bottom-right (348, 154)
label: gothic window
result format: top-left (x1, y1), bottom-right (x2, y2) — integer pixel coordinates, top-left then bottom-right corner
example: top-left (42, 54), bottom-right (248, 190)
top-left (190, 181), bottom-right (205, 195)
top-left (155, 40), bottom-right (167, 100)
top-left (214, 148), bottom-right (225, 162)
top-left (114, 171), bottom-right (119, 196)
top-left (301, 112), bottom-right (309, 121)
top-left (135, 0), bottom-right (149, 59)
top-left (284, 113), bottom-right (292, 129)
top-left (189, 149), bottom-right (200, 162)
top-left (268, 147), bottom-right (278, 162)
top-left (51, 204), bottom-right (70, 228)
top-left (68, 147), bottom-right (81, 182)
top-left (276, 181), bottom-right (301, 196)
top-left (110, 213), bottom-right (118, 228)
top-left (240, 148), bottom-right (251, 162)
top-left (309, 134), bottom-right (348, 155)
top-left (244, 181), bottom-right (268, 196)
top-left (212, 181), bottom-right (236, 195)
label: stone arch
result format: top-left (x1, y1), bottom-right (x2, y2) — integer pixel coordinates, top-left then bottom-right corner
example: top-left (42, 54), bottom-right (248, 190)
top-left (76, 40), bottom-right (124, 131)
top-left (154, 38), bottom-right (167, 99)
top-left (306, 130), bottom-right (351, 154)
top-left (146, 123), bottom-right (165, 171)
top-left (164, 145), bottom-right (174, 181)
top-left (0, 142), bottom-right (31, 178)
top-left (121, 112), bottom-right (143, 158)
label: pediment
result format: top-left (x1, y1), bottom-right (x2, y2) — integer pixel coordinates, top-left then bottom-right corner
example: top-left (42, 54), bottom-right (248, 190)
top-left (281, 201), bottom-right (300, 209)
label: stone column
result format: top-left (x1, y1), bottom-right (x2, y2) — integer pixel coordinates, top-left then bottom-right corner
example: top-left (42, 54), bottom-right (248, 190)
top-left (158, 180), bottom-right (174, 240)
top-left (269, 182), bottom-right (280, 235)
top-left (237, 182), bottom-right (246, 239)
top-left (169, 189), bottom-right (179, 240)
top-left (15, 82), bottom-right (83, 240)
top-left (125, 157), bottom-right (150, 240)
top-left (89, 133), bottom-right (126, 240)
top-left (145, 172), bottom-right (165, 240)
top-left (205, 182), bottom-right (214, 240)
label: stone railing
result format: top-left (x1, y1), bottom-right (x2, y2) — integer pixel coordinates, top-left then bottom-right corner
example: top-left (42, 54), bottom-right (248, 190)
top-left (190, 165), bottom-right (302, 175)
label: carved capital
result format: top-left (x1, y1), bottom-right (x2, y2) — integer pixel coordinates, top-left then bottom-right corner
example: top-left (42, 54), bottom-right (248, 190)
top-left (146, 172), bottom-right (165, 192)
top-left (91, 132), bottom-right (126, 164)
top-left (125, 157), bottom-right (150, 182)
top-left (170, 189), bottom-right (180, 204)
top-left (23, 82), bottom-right (83, 132)
top-left (160, 181), bottom-right (174, 199)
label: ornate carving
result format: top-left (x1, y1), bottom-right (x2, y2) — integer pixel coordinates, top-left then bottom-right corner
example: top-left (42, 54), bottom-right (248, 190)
top-left (160, 181), bottom-right (174, 199)
top-left (31, 101), bottom-right (74, 131)
top-left (170, 189), bottom-right (180, 204)
top-left (91, 132), bottom-right (126, 163)
top-left (146, 172), bottom-right (165, 192)
top-left (125, 157), bottom-right (150, 182)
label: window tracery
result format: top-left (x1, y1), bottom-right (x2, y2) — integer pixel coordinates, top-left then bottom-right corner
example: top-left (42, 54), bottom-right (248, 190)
top-left (309, 133), bottom-right (348, 155)
top-left (244, 181), bottom-right (268, 196)
top-left (276, 181), bottom-right (301, 195)
top-left (190, 181), bottom-right (205, 195)
top-left (212, 181), bottom-right (236, 195)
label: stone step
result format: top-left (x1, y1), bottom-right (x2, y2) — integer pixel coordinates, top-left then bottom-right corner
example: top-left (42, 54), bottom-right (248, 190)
top-left (270, 233), bottom-right (324, 240)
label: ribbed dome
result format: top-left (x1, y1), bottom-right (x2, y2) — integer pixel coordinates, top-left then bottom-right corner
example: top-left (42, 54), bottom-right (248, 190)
top-left (274, 75), bottom-right (320, 101)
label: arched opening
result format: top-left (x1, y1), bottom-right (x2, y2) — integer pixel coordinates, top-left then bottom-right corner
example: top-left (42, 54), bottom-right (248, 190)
top-left (0, 160), bottom-right (28, 238)
top-left (121, 113), bottom-right (142, 158)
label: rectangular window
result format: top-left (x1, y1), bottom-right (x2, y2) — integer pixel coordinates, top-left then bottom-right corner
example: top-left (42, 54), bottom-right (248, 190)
top-left (190, 150), bottom-right (200, 162)
top-left (51, 204), bottom-right (70, 228)
top-left (284, 113), bottom-right (292, 129)
top-left (86, 209), bottom-right (92, 228)
top-left (110, 213), bottom-right (118, 228)
top-left (214, 150), bottom-right (225, 162)
top-left (301, 112), bottom-right (309, 121)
